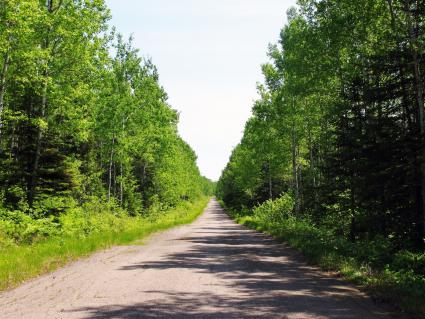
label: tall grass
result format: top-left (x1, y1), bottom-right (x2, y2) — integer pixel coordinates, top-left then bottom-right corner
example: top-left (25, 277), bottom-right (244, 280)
top-left (0, 197), bottom-right (209, 291)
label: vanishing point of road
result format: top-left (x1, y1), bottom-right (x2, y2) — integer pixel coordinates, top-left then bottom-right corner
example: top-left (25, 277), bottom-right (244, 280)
top-left (0, 199), bottom-right (398, 319)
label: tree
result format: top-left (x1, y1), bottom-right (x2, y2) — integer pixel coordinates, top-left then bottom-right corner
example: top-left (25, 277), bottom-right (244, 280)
top-left (218, 0), bottom-right (425, 249)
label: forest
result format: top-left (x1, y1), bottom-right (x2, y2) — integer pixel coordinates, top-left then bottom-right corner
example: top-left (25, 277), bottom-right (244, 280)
top-left (1, 0), bottom-right (425, 317)
top-left (0, 0), bottom-right (213, 288)
top-left (217, 0), bottom-right (425, 316)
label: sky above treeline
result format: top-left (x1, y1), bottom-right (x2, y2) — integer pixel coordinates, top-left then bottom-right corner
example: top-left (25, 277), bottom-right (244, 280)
top-left (105, 0), bottom-right (297, 181)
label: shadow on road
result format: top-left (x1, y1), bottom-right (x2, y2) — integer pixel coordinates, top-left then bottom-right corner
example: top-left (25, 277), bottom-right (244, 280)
top-left (70, 201), bottom-right (394, 319)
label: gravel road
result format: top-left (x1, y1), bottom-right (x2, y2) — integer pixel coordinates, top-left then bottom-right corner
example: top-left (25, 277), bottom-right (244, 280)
top-left (0, 199), bottom-right (398, 319)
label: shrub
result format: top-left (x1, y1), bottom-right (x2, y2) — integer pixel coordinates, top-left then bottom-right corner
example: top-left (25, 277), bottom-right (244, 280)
top-left (0, 209), bottom-right (61, 245)
top-left (392, 250), bottom-right (425, 276)
top-left (252, 193), bottom-right (294, 225)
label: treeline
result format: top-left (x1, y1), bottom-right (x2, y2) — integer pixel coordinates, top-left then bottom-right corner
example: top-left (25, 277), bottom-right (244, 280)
top-left (217, 0), bottom-right (425, 251)
top-left (0, 0), bottom-right (213, 222)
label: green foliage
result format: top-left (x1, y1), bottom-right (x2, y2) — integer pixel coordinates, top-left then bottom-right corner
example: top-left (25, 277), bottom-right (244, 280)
top-left (0, 0), bottom-right (214, 220)
top-left (0, 210), bottom-right (59, 245)
top-left (252, 193), bottom-right (294, 225)
top-left (217, 1), bottom-right (425, 316)
top-left (217, 0), bottom-right (425, 249)
top-left (392, 251), bottom-right (425, 276)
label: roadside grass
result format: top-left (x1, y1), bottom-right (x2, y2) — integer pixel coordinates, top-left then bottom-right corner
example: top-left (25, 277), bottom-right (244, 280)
top-left (222, 203), bottom-right (425, 319)
top-left (0, 197), bottom-right (209, 291)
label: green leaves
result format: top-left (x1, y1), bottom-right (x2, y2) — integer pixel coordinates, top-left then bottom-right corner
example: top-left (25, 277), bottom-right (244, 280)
top-left (0, 1), bottom-right (213, 217)
top-left (218, 0), bottom-right (425, 251)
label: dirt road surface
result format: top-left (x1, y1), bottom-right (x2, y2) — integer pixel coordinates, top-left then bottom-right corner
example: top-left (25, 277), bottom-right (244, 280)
top-left (0, 199), bottom-right (397, 319)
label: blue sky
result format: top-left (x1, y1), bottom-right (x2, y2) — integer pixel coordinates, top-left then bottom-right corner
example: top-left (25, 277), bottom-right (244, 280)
top-left (105, 0), bottom-right (297, 181)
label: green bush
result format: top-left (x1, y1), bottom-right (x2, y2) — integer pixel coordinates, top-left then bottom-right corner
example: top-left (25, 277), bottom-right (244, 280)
top-left (0, 197), bottom-right (149, 246)
top-left (392, 251), bottom-right (425, 276)
top-left (252, 193), bottom-right (294, 225)
top-left (59, 200), bottom-right (128, 238)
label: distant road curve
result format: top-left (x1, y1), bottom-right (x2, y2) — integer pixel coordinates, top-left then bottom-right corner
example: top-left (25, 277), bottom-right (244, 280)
top-left (0, 199), bottom-right (399, 319)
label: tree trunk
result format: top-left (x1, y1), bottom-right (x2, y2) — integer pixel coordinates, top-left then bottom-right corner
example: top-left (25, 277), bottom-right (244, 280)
top-left (307, 123), bottom-right (318, 211)
top-left (405, 0), bottom-right (425, 245)
top-left (297, 144), bottom-right (303, 210)
top-left (113, 160), bottom-right (116, 197)
top-left (268, 160), bottom-right (272, 200)
top-left (108, 137), bottom-right (115, 201)
top-left (29, 76), bottom-right (48, 205)
top-left (291, 97), bottom-right (300, 213)
top-left (292, 125), bottom-right (300, 212)
top-left (9, 121), bottom-right (15, 161)
top-left (387, 0), bottom-right (413, 131)
top-left (120, 117), bottom-right (125, 205)
top-left (142, 162), bottom-right (147, 183)
top-left (120, 161), bottom-right (123, 204)
top-left (29, 0), bottom-right (56, 205)
top-left (0, 50), bottom-right (10, 141)
top-left (99, 141), bottom-right (103, 169)
top-left (349, 184), bottom-right (356, 242)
